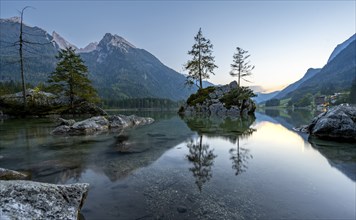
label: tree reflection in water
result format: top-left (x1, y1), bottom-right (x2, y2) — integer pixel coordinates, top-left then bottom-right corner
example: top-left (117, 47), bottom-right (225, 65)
top-left (229, 128), bottom-right (255, 175)
top-left (186, 135), bottom-right (217, 192)
top-left (182, 115), bottom-right (256, 190)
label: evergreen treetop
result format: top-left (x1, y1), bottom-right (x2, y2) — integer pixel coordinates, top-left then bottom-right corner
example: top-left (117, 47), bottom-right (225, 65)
top-left (48, 47), bottom-right (99, 108)
top-left (184, 28), bottom-right (217, 89)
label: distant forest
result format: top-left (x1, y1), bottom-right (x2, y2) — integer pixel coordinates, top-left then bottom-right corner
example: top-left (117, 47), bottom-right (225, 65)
top-left (0, 81), bottom-right (182, 109)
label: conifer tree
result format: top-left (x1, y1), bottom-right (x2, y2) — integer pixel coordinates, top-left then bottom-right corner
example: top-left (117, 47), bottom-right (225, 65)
top-left (230, 47), bottom-right (255, 86)
top-left (184, 28), bottom-right (217, 89)
top-left (48, 47), bottom-right (99, 108)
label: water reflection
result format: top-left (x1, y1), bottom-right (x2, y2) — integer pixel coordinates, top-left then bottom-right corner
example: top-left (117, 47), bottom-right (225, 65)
top-left (181, 115), bottom-right (256, 190)
top-left (308, 137), bottom-right (356, 181)
top-left (186, 135), bottom-right (217, 191)
top-left (229, 128), bottom-right (255, 176)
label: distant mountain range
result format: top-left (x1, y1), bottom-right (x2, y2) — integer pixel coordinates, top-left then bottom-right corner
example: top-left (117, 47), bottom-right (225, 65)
top-left (256, 33), bottom-right (356, 104)
top-left (0, 17), bottom-right (210, 101)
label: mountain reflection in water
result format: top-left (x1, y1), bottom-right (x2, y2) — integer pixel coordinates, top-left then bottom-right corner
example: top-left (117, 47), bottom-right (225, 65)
top-left (0, 110), bottom-right (355, 219)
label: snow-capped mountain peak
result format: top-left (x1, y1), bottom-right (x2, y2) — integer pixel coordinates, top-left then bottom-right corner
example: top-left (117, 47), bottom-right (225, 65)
top-left (98, 33), bottom-right (136, 52)
top-left (0, 16), bottom-right (21, 23)
top-left (52, 31), bottom-right (78, 50)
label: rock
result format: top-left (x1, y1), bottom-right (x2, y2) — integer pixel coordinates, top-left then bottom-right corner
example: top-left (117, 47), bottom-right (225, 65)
top-left (179, 81), bottom-right (256, 117)
top-left (308, 105), bottom-right (356, 141)
top-left (177, 205), bottom-right (188, 213)
top-left (51, 115), bottom-right (154, 135)
top-left (51, 125), bottom-right (72, 135)
top-left (0, 180), bottom-right (89, 219)
top-left (108, 114), bottom-right (154, 129)
top-left (58, 118), bottom-right (76, 126)
top-left (0, 90), bottom-right (107, 117)
top-left (0, 168), bottom-right (29, 180)
top-left (61, 101), bottom-right (108, 116)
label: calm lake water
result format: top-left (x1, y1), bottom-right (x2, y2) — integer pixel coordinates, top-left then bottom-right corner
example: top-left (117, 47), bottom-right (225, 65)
top-left (0, 109), bottom-right (355, 219)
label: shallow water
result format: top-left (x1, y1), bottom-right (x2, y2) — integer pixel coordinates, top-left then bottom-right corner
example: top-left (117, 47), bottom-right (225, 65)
top-left (0, 110), bottom-right (355, 219)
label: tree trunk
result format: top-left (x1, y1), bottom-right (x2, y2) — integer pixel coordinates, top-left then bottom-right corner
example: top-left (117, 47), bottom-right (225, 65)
top-left (19, 10), bottom-right (26, 110)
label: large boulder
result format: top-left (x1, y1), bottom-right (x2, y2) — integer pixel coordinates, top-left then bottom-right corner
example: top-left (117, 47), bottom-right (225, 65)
top-left (179, 81), bottom-right (256, 117)
top-left (51, 115), bottom-right (154, 135)
top-left (307, 105), bottom-right (356, 141)
top-left (52, 116), bottom-right (110, 135)
top-left (0, 180), bottom-right (89, 219)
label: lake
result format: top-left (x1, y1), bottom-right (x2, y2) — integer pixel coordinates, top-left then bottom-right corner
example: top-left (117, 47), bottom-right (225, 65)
top-left (0, 109), bottom-right (355, 219)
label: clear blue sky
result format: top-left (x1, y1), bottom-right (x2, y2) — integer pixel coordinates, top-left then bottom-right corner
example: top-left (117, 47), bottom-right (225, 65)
top-left (1, 1), bottom-right (355, 92)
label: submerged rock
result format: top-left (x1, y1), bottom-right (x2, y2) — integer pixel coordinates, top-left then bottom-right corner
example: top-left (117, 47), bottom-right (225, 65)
top-left (51, 115), bottom-right (154, 135)
top-left (0, 168), bottom-right (29, 180)
top-left (0, 180), bottom-right (89, 219)
top-left (179, 81), bottom-right (256, 117)
top-left (296, 105), bottom-right (356, 141)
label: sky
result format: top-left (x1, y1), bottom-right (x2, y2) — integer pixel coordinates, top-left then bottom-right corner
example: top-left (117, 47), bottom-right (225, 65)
top-left (1, 0), bottom-right (355, 92)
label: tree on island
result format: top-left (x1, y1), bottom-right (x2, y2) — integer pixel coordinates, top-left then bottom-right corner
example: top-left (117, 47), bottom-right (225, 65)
top-left (48, 47), bottom-right (99, 109)
top-left (230, 47), bottom-right (255, 87)
top-left (184, 28), bottom-right (217, 89)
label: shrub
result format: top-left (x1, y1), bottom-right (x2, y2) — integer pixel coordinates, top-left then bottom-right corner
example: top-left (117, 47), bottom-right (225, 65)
top-left (220, 86), bottom-right (256, 109)
top-left (187, 86), bottom-right (216, 106)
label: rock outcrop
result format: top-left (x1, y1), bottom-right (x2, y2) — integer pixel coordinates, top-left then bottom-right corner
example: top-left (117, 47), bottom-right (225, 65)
top-left (0, 89), bottom-right (107, 117)
top-left (51, 115), bottom-right (154, 135)
top-left (296, 105), bottom-right (356, 141)
top-left (179, 81), bottom-right (256, 117)
top-left (0, 180), bottom-right (89, 219)
top-left (0, 168), bottom-right (30, 180)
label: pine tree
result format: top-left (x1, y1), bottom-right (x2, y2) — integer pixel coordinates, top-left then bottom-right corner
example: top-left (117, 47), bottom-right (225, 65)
top-left (230, 47), bottom-right (255, 86)
top-left (48, 47), bottom-right (99, 109)
top-left (184, 28), bottom-right (217, 89)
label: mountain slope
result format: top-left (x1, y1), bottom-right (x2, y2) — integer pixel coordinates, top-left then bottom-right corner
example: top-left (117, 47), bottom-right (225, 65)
top-left (0, 17), bottom-right (58, 83)
top-left (0, 18), bottom-right (200, 101)
top-left (273, 68), bottom-right (321, 100)
top-left (80, 33), bottom-right (196, 100)
top-left (327, 34), bottom-right (356, 63)
top-left (253, 91), bottom-right (280, 104)
top-left (286, 39), bottom-right (356, 100)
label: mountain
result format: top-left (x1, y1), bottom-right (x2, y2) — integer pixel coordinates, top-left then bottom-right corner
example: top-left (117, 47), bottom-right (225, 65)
top-left (285, 37), bottom-right (356, 101)
top-left (52, 31), bottom-right (78, 50)
top-left (327, 34), bottom-right (356, 63)
top-left (0, 17), bottom-right (58, 83)
top-left (79, 33), bottom-right (197, 100)
top-left (270, 33), bottom-right (356, 102)
top-left (253, 91), bottom-right (280, 104)
top-left (0, 18), bottom-right (202, 101)
top-left (273, 68), bottom-right (321, 100)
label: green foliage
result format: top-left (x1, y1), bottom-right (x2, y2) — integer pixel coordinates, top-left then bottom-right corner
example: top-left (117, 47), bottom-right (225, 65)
top-left (265, 98), bottom-right (280, 107)
top-left (294, 93), bottom-right (313, 107)
top-left (219, 87), bottom-right (256, 109)
top-left (184, 28), bottom-right (217, 89)
top-left (230, 47), bottom-right (254, 86)
top-left (187, 86), bottom-right (216, 106)
top-left (48, 47), bottom-right (100, 108)
top-left (350, 76), bottom-right (356, 104)
top-left (0, 81), bottom-right (33, 96)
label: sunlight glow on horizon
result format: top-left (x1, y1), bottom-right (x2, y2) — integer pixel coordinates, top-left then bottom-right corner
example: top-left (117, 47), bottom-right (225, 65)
top-left (1, 1), bottom-right (355, 92)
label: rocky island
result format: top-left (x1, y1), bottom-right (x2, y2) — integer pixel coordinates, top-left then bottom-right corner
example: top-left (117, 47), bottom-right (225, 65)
top-left (178, 81), bottom-right (256, 117)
